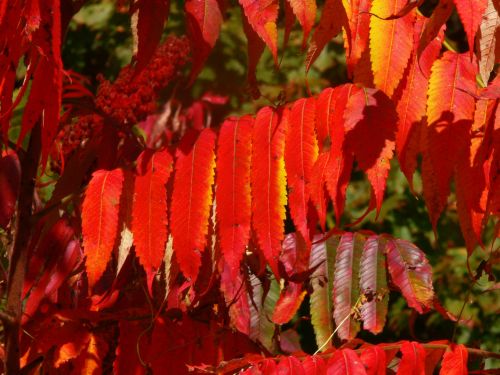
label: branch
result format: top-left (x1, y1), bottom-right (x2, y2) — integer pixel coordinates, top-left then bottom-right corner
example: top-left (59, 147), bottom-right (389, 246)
top-left (214, 342), bottom-right (500, 374)
top-left (4, 122), bottom-right (42, 374)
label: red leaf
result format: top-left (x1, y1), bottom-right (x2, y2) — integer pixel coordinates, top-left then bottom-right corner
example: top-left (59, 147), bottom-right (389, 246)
top-left (287, 0), bottom-right (317, 48)
top-left (393, 13), bottom-right (444, 186)
top-left (359, 236), bottom-right (388, 334)
top-left (322, 85), bottom-right (356, 224)
top-left (0, 153), bottom-right (20, 229)
top-left (239, 0), bottom-right (279, 64)
top-left (453, 0), bottom-right (488, 58)
top-left (272, 282), bottom-right (306, 324)
top-left (303, 355), bottom-right (327, 374)
top-left (216, 116), bottom-right (253, 278)
top-left (424, 341), bottom-right (448, 375)
top-left (277, 356), bottom-right (305, 374)
top-left (418, 0), bottom-right (454, 59)
top-left (219, 257), bottom-right (251, 335)
top-left (455, 98), bottom-right (496, 252)
top-left (242, 14), bottom-right (266, 99)
top-left (360, 346), bottom-right (386, 375)
top-left (345, 88), bottom-right (397, 215)
top-left (131, 149), bottom-right (173, 290)
top-left (285, 98), bottom-right (318, 243)
top-left (344, 0), bottom-right (372, 77)
top-left (440, 344), bottom-right (468, 375)
top-left (171, 129), bottom-right (216, 282)
top-left (369, 0), bottom-right (416, 97)
top-left (327, 348), bottom-right (367, 374)
top-left (397, 341), bottom-right (426, 375)
top-left (306, 0), bottom-right (346, 71)
top-left (82, 169), bottom-right (124, 288)
top-left (133, 0), bottom-right (170, 73)
top-left (386, 238), bottom-right (434, 313)
top-left (309, 152), bottom-right (329, 229)
top-left (333, 232), bottom-right (365, 341)
top-left (185, 0), bottom-right (223, 82)
top-left (251, 106), bottom-right (287, 278)
top-left (422, 51), bottom-right (477, 228)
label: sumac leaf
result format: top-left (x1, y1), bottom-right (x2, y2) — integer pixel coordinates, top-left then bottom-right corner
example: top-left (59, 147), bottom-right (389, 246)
top-left (440, 344), bottom-right (468, 375)
top-left (333, 232), bottom-right (365, 341)
top-left (386, 239), bottom-right (434, 313)
top-left (216, 116), bottom-right (253, 278)
top-left (82, 169), bottom-right (124, 287)
top-left (251, 106), bottom-right (287, 278)
top-left (131, 149), bottom-right (173, 290)
top-left (171, 129), bottom-right (216, 282)
top-left (359, 236), bottom-right (388, 334)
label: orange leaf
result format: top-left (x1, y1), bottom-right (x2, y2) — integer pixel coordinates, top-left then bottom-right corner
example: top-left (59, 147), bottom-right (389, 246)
top-left (422, 52), bottom-right (477, 228)
top-left (171, 129), bottom-right (216, 282)
top-left (393, 13), bottom-right (444, 186)
top-left (287, 0), bottom-right (317, 48)
top-left (369, 0), bottom-right (416, 96)
top-left (344, 0), bottom-right (372, 77)
top-left (216, 116), bottom-right (253, 278)
top-left (285, 98), bottom-right (318, 243)
top-left (440, 344), bottom-right (468, 375)
top-left (239, 0), bottom-right (279, 64)
top-left (251, 106), bottom-right (287, 278)
top-left (82, 169), bottom-right (124, 288)
top-left (131, 149), bottom-right (173, 290)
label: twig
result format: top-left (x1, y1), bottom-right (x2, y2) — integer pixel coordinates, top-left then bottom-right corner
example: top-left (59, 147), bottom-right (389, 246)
top-left (4, 121), bottom-right (42, 374)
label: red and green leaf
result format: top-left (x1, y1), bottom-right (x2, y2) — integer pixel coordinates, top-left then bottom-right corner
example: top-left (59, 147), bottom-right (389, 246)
top-left (131, 149), bottom-right (173, 290)
top-left (171, 129), bottom-right (216, 282)
top-left (386, 239), bottom-right (434, 313)
top-left (359, 236), bottom-right (388, 334)
top-left (251, 106), bottom-right (287, 278)
top-left (216, 116), bottom-right (253, 278)
top-left (309, 234), bottom-right (339, 350)
top-left (82, 169), bottom-right (124, 288)
top-left (333, 232), bottom-right (365, 341)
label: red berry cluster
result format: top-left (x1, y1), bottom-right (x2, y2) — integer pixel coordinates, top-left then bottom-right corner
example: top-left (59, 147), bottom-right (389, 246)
top-left (54, 36), bottom-right (190, 166)
top-left (95, 36), bottom-right (190, 127)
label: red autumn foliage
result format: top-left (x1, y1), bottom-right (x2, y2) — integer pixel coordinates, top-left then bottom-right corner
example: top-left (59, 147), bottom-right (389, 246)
top-left (0, 0), bottom-right (498, 374)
